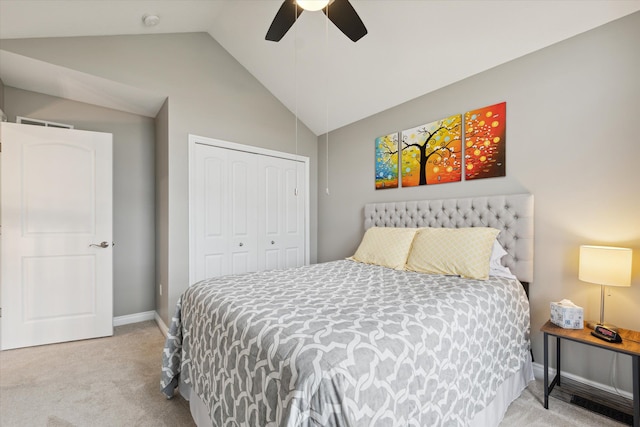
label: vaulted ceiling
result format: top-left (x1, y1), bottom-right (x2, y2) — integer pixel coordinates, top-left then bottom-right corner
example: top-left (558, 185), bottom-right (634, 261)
top-left (1, 0), bottom-right (638, 134)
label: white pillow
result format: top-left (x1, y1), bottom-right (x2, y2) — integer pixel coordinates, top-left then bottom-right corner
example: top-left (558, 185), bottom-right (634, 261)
top-left (349, 227), bottom-right (419, 270)
top-left (490, 239), bottom-right (508, 270)
top-left (489, 240), bottom-right (517, 279)
top-left (490, 264), bottom-right (517, 279)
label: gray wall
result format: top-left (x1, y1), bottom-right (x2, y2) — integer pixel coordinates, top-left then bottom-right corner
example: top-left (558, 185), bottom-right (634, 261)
top-left (0, 32), bottom-right (319, 324)
top-left (3, 87), bottom-right (156, 317)
top-left (155, 99), bottom-right (170, 323)
top-left (317, 12), bottom-right (640, 392)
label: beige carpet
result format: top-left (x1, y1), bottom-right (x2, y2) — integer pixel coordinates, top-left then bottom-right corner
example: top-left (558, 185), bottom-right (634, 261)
top-left (0, 321), bottom-right (193, 427)
top-left (501, 379), bottom-right (626, 426)
top-left (0, 321), bottom-right (627, 426)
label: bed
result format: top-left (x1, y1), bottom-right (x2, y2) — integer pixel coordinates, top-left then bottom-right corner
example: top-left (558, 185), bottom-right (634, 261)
top-left (162, 193), bottom-right (534, 427)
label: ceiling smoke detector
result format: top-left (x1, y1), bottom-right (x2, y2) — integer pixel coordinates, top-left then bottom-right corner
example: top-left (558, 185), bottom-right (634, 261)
top-left (142, 14), bottom-right (160, 27)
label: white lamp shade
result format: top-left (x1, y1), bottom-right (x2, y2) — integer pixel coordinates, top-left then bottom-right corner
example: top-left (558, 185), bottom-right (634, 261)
top-left (296, 0), bottom-right (330, 11)
top-left (579, 245), bottom-right (632, 287)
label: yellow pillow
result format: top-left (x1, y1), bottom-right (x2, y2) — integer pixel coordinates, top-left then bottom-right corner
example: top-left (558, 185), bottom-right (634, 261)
top-left (349, 227), bottom-right (418, 270)
top-left (405, 227), bottom-right (500, 280)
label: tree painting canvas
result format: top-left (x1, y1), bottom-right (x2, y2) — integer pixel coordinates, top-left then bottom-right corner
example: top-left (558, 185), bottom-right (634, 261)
top-left (464, 102), bottom-right (506, 180)
top-left (401, 114), bottom-right (462, 187)
top-left (375, 132), bottom-right (399, 189)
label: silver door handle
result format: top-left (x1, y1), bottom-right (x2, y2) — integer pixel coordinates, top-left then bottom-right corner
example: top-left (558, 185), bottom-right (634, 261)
top-left (239, 242), bottom-right (244, 247)
top-left (271, 241), bottom-right (275, 245)
top-left (89, 241), bottom-right (110, 248)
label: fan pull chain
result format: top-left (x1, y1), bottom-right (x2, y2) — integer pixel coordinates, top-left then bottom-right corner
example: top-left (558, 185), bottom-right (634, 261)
top-left (294, 5), bottom-right (300, 197)
top-left (294, 6), bottom-right (299, 159)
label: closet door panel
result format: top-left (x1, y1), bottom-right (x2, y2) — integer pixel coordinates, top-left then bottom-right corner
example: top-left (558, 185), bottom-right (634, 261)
top-left (204, 254), bottom-right (225, 279)
top-left (283, 160), bottom-right (305, 269)
top-left (264, 249), bottom-right (281, 271)
top-left (258, 158), bottom-right (283, 270)
top-left (194, 144), bottom-right (229, 281)
top-left (258, 156), bottom-right (305, 271)
top-left (264, 165), bottom-right (281, 235)
top-left (285, 247), bottom-right (301, 269)
top-left (203, 154), bottom-right (228, 279)
top-left (262, 162), bottom-right (281, 271)
top-left (229, 151), bottom-right (258, 275)
top-left (194, 146), bottom-right (258, 280)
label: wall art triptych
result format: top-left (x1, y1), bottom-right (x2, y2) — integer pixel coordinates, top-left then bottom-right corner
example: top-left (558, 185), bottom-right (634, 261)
top-left (375, 101), bottom-right (506, 189)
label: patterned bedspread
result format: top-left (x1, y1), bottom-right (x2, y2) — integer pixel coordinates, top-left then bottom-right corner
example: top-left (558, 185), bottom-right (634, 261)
top-left (161, 260), bottom-right (530, 426)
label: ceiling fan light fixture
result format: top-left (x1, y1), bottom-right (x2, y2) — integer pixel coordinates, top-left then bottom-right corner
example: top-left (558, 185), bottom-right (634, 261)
top-left (266, 0), bottom-right (366, 42)
top-left (296, 0), bottom-right (329, 12)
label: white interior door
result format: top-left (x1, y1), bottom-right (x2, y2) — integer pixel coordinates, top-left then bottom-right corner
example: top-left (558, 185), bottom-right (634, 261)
top-left (258, 155), bottom-right (305, 271)
top-left (1, 123), bottom-right (113, 350)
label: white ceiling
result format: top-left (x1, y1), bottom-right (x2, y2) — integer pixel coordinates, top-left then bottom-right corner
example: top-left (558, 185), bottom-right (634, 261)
top-left (1, 0), bottom-right (639, 135)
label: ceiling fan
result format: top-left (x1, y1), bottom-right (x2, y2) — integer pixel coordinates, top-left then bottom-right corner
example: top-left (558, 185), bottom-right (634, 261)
top-left (266, 0), bottom-right (368, 42)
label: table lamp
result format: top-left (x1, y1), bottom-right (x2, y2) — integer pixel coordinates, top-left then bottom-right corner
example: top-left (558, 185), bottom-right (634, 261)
top-left (579, 245), bottom-right (632, 331)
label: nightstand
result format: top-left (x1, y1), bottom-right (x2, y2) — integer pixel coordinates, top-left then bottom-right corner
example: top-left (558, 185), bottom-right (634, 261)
top-left (541, 320), bottom-right (640, 427)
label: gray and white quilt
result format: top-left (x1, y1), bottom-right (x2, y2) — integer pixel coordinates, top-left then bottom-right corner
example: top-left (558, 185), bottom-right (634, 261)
top-left (161, 260), bottom-right (530, 426)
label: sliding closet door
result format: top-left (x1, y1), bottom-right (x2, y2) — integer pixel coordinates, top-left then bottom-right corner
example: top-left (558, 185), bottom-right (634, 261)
top-left (192, 144), bottom-right (257, 282)
top-left (257, 155), bottom-right (305, 271)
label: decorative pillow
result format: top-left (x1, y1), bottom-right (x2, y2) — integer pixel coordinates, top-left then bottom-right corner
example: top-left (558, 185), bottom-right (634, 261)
top-left (349, 227), bottom-right (419, 270)
top-left (405, 227), bottom-right (500, 280)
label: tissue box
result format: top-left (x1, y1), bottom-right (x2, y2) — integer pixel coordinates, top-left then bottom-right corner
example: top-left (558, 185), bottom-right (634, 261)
top-left (550, 301), bottom-right (584, 329)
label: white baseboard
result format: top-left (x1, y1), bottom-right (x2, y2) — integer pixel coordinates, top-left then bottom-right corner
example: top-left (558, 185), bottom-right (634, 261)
top-left (112, 310), bottom-right (170, 338)
top-left (532, 362), bottom-right (633, 400)
top-left (112, 310), bottom-right (156, 326)
top-left (155, 312), bottom-right (169, 337)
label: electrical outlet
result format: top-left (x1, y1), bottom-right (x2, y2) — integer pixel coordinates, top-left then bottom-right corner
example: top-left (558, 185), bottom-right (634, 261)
top-left (159, 283), bottom-right (163, 297)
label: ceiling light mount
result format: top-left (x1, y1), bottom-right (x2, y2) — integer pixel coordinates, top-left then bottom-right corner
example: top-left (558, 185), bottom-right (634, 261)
top-left (142, 14), bottom-right (160, 27)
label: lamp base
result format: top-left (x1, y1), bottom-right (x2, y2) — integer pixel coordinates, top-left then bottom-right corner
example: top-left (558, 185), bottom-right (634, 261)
top-left (586, 320), bottom-right (619, 332)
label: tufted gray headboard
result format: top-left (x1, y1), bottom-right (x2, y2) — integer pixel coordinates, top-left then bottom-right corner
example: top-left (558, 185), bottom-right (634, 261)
top-left (364, 193), bottom-right (534, 284)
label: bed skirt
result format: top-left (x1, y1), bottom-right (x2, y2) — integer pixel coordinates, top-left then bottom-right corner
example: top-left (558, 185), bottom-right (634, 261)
top-left (469, 351), bottom-right (534, 426)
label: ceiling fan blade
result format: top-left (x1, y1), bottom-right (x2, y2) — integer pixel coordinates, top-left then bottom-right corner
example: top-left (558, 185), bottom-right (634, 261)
top-left (324, 0), bottom-right (367, 42)
top-left (266, 0), bottom-right (303, 42)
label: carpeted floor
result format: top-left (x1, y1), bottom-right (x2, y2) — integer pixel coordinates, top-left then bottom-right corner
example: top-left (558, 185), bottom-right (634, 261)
top-left (0, 321), bottom-right (627, 426)
top-left (501, 379), bottom-right (627, 426)
top-left (0, 321), bottom-right (193, 427)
